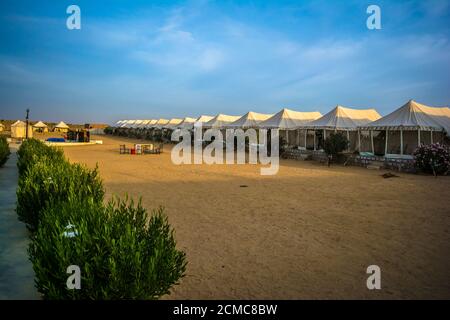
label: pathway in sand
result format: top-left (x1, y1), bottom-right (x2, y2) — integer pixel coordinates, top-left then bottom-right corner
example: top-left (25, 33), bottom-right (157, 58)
top-left (0, 145), bottom-right (39, 299)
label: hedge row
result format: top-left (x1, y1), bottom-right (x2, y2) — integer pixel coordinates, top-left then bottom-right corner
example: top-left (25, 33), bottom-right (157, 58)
top-left (0, 136), bottom-right (10, 167)
top-left (17, 139), bottom-right (186, 299)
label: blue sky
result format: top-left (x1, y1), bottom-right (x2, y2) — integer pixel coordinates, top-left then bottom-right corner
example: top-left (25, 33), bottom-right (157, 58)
top-left (0, 0), bottom-right (449, 124)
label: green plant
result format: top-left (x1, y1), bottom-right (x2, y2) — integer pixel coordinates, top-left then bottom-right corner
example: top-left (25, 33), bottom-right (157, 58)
top-left (0, 135), bottom-right (10, 167)
top-left (17, 138), bottom-right (64, 177)
top-left (323, 132), bottom-right (348, 165)
top-left (29, 197), bottom-right (187, 299)
top-left (414, 143), bottom-right (450, 176)
top-left (16, 156), bottom-right (104, 232)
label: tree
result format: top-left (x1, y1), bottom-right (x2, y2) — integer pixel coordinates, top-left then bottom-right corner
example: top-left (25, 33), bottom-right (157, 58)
top-left (323, 132), bottom-right (348, 166)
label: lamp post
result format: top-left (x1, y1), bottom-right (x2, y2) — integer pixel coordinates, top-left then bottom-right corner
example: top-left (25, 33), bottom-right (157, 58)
top-left (25, 108), bottom-right (30, 139)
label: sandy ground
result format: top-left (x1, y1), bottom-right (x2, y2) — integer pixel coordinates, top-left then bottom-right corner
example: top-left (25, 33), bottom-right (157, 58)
top-left (60, 134), bottom-right (450, 299)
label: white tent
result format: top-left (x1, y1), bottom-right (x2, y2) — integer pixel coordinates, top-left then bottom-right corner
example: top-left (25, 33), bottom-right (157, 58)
top-left (121, 120), bottom-right (136, 128)
top-left (359, 100), bottom-right (450, 155)
top-left (193, 115), bottom-right (214, 129)
top-left (176, 117), bottom-right (197, 130)
top-left (153, 119), bottom-right (170, 129)
top-left (304, 106), bottom-right (381, 130)
top-left (361, 100), bottom-right (450, 133)
top-left (33, 121), bottom-right (48, 128)
top-left (130, 120), bottom-right (144, 128)
top-left (299, 105), bottom-right (381, 151)
top-left (227, 111), bottom-right (273, 129)
top-left (258, 108), bottom-right (322, 129)
top-left (11, 120), bottom-right (33, 138)
top-left (144, 119), bottom-right (158, 129)
top-left (135, 120), bottom-right (152, 128)
top-left (114, 120), bottom-right (125, 127)
top-left (54, 121), bottom-right (69, 132)
top-left (163, 118), bottom-right (183, 130)
top-left (203, 114), bottom-right (241, 129)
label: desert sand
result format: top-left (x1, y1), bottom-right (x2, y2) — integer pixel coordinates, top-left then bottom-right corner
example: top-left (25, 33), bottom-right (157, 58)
top-left (61, 134), bottom-right (450, 299)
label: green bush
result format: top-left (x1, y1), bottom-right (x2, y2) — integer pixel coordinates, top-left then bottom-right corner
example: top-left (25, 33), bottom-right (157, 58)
top-left (16, 152), bottom-right (104, 232)
top-left (29, 197), bottom-right (187, 299)
top-left (17, 139), bottom-right (64, 177)
top-left (0, 135), bottom-right (10, 167)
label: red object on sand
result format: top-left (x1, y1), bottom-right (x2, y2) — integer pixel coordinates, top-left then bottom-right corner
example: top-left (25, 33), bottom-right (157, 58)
top-left (130, 148), bottom-right (136, 155)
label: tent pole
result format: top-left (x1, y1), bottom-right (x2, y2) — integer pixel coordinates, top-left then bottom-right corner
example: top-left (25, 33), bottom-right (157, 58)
top-left (358, 130), bottom-right (361, 152)
top-left (313, 131), bottom-right (316, 151)
top-left (297, 129), bottom-right (300, 145)
top-left (286, 130), bottom-right (289, 144)
top-left (346, 130), bottom-right (350, 151)
top-left (431, 130), bottom-right (433, 144)
top-left (304, 129), bottom-right (307, 148)
top-left (370, 130), bottom-right (374, 154)
top-left (385, 129), bottom-right (388, 155)
top-left (400, 128), bottom-right (403, 155)
top-left (417, 129), bottom-right (420, 147)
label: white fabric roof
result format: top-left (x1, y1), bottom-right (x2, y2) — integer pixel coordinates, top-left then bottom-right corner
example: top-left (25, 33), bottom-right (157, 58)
top-left (227, 111), bottom-right (274, 128)
top-left (55, 121), bottom-right (69, 129)
top-left (121, 120), bottom-right (136, 128)
top-left (176, 117), bottom-right (197, 130)
top-left (303, 106), bottom-right (381, 130)
top-left (33, 121), bottom-right (48, 128)
top-left (11, 120), bottom-right (26, 127)
top-left (203, 114), bottom-right (241, 129)
top-left (163, 118), bottom-right (183, 129)
top-left (258, 108), bottom-right (322, 129)
top-left (153, 119), bottom-right (170, 129)
top-left (361, 100), bottom-right (450, 135)
top-left (135, 120), bottom-right (153, 128)
top-left (130, 120), bottom-right (145, 128)
top-left (144, 119), bottom-right (158, 128)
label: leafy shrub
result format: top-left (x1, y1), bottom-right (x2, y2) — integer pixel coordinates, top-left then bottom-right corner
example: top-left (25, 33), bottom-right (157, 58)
top-left (104, 126), bottom-right (114, 135)
top-left (0, 135), bottom-right (10, 167)
top-left (16, 143), bottom-right (104, 232)
top-left (414, 143), bottom-right (450, 176)
top-left (323, 132), bottom-right (348, 164)
top-left (29, 197), bottom-right (187, 299)
top-left (17, 139), bottom-right (64, 177)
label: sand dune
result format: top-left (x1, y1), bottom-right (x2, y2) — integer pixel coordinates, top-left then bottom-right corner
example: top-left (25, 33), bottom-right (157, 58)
top-left (62, 135), bottom-right (450, 299)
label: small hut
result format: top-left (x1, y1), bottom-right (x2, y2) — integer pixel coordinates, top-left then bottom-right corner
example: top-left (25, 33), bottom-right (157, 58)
top-left (11, 120), bottom-right (33, 139)
top-left (32, 121), bottom-right (49, 133)
top-left (53, 121), bottom-right (70, 133)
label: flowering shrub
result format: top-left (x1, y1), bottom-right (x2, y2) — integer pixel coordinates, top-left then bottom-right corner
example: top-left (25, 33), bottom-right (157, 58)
top-left (413, 143), bottom-right (450, 175)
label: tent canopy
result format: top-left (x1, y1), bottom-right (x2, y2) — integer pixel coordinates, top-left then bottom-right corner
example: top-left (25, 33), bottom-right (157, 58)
top-left (55, 121), bottom-right (69, 129)
top-left (153, 119), bottom-right (170, 129)
top-left (303, 105), bottom-right (381, 130)
top-left (11, 120), bottom-right (26, 127)
top-left (144, 119), bottom-right (158, 128)
top-left (163, 118), bottom-right (183, 129)
top-left (258, 108), bottom-right (322, 129)
top-left (203, 114), bottom-right (241, 129)
top-left (360, 100), bottom-right (450, 135)
top-left (177, 117), bottom-right (197, 130)
top-left (33, 121), bottom-right (48, 128)
top-left (227, 111), bottom-right (274, 128)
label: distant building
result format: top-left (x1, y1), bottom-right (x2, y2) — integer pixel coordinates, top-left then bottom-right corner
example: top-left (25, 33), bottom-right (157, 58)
top-left (84, 123), bottom-right (109, 135)
top-left (53, 121), bottom-right (70, 133)
top-left (0, 122), bottom-right (4, 132)
top-left (11, 120), bottom-right (33, 139)
top-left (32, 121), bottom-right (49, 133)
